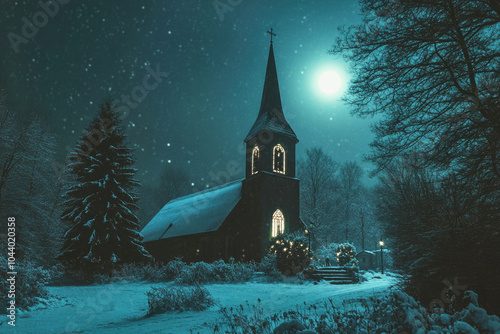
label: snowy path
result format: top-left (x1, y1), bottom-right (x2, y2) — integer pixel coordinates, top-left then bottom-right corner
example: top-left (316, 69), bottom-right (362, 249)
top-left (4, 275), bottom-right (397, 334)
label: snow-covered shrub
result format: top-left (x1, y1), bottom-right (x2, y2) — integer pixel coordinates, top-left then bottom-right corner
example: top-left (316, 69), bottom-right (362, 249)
top-left (259, 254), bottom-right (284, 282)
top-left (269, 234), bottom-right (311, 276)
top-left (365, 289), bottom-right (500, 333)
top-left (63, 259), bottom-right (255, 285)
top-left (225, 261), bottom-right (256, 282)
top-left (117, 262), bottom-right (167, 282)
top-left (336, 243), bottom-right (356, 266)
top-left (343, 263), bottom-right (360, 283)
top-left (209, 289), bottom-right (500, 334)
top-left (146, 284), bottom-right (215, 315)
top-left (175, 260), bottom-right (255, 285)
top-left (46, 263), bottom-right (66, 284)
top-left (0, 261), bottom-right (50, 313)
top-left (273, 319), bottom-right (307, 334)
top-left (432, 291), bottom-right (500, 333)
top-left (313, 242), bottom-right (340, 267)
top-left (163, 258), bottom-right (187, 280)
top-left (175, 262), bottom-right (211, 285)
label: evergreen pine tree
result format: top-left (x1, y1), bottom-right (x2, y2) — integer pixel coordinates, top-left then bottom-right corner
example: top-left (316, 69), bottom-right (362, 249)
top-left (58, 100), bottom-right (151, 272)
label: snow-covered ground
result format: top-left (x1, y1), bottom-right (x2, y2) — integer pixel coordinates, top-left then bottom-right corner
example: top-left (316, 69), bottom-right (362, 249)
top-left (3, 274), bottom-right (397, 334)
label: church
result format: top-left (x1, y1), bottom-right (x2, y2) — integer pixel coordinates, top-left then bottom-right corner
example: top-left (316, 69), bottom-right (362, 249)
top-left (141, 34), bottom-right (305, 262)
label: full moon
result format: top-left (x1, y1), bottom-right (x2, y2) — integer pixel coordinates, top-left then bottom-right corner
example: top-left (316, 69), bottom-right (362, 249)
top-left (318, 70), bottom-right (343, 96)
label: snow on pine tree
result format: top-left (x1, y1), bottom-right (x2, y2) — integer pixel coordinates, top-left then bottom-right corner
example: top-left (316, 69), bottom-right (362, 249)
top-left (58, 100), bottom-right (151, 273)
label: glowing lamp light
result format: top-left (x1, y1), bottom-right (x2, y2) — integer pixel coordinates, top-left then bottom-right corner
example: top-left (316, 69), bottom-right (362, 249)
top-left (380, 239), bottom-right (384, 274)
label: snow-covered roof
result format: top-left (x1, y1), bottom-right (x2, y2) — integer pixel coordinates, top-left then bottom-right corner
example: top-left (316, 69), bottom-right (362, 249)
top-left (141, 180), bottom-right (243, 242)
top-left (357, 250), bottom-right (375, 256)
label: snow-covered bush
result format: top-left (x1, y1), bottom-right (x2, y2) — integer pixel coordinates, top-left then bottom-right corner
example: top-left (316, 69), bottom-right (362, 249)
top-left (209, 289), bottom-right (500, 333)
top-left (269, 234), bottom-right (311, 276)
top-left (258, 254), bottom-right (284, 282)
top-left (343, 263), bottom-right (360, 283)
top-left (163, 258), bottom-right (187, 280)
top-left (336, 243), bottom-right (356, 266)
top-left (146, 284), bottom-right (215, 315)
top-left (313, 242), bottom-right (340, 267)
top-left (175, 260), bottom-right (255, 285)
top-left (61, 259), bottom-right (256, 284)
top-left (116, 262), bottom-right (168, 282)
top-left (0, 261), bottom-right (50, 313)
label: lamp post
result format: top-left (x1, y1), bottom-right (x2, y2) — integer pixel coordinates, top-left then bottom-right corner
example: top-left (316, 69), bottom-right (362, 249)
top-left (379, 239), bottom-right (384, 275)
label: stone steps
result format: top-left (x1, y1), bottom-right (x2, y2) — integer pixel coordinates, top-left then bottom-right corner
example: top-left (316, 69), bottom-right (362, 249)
top-left (312, 266), bottom-right (357, 284)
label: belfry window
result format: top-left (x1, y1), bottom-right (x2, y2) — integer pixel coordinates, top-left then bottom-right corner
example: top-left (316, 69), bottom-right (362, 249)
top-left (272, 209), bottom-right (285, 237)
top-left (273, 144), bottom-right (285, 174)
top-left (251, 145), bottom-right (259, 175)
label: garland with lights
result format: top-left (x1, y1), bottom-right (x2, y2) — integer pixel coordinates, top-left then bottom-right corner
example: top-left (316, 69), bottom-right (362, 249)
top-left (268, 234), bottom-right (312, 276)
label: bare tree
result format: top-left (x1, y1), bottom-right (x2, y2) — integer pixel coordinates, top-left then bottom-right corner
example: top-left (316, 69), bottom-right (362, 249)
top-left (297, 147), bottom-right (338, 243)
top-left (331, 0), bottom-right (500, 186)
top-left (338, 161), bottom-right (364, 241)
top-left (0, 87), bottom-right (63, 266)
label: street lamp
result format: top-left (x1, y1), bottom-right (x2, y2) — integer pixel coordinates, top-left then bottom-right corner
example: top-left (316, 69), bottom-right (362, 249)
top-left (379, 239), bottom-right (384, 275)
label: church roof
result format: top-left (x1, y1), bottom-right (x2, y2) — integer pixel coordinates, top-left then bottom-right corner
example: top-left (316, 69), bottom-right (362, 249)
top-left (141, 180), bottom-right (243, 242)
top-left (245, 43), bottom-right (298, 143)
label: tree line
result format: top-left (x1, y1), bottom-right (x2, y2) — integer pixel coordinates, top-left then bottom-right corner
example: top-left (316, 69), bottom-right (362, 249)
top-left (297, 147), bottom-right (383, 253)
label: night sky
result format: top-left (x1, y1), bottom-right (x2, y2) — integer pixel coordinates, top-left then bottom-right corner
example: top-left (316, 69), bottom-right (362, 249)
top-left (0, 0), bottom-right (374, 188)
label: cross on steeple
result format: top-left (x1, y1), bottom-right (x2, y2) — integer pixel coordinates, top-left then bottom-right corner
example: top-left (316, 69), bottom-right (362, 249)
top-left (267, 28), bottom-right (276, 44)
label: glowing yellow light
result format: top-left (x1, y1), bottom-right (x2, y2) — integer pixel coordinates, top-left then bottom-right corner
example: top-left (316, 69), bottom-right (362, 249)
top-left (251, 145), bottom-right (259, 175)
top-left (272, 144), bottom-right (285, 174)
top-left (272, 209), bottom-right (285, 237)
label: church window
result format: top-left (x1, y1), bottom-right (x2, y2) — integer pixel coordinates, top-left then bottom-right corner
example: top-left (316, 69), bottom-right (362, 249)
top-left (272, 209), bottom-right (285, 237)
top-left (273, 144), bottom-right (285, 174)
top-left (251, 145), bottom-right (260, 175)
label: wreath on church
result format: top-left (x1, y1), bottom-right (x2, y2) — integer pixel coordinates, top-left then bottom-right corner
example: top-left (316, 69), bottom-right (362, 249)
top-left (268, 234), bottom-right (311, 276)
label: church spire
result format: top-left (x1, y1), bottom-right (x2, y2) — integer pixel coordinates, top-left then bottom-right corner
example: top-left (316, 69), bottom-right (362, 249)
top-left (244, 33), bottom-right (298, 143)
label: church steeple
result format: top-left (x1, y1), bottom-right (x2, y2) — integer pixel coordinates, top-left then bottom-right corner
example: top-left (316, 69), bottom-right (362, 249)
top-left (244, 40), bottom-right (298, 143)
top-left (245, 35), bottom-right (298, 179)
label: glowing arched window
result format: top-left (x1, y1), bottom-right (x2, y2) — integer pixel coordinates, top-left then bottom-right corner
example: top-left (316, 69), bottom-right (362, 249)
top-left (273, 144), bottom-right (285, 174)
top-left (251, 145), bottom-right (260, 175)
top-left (272, 209), bottom-right (285, 237)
